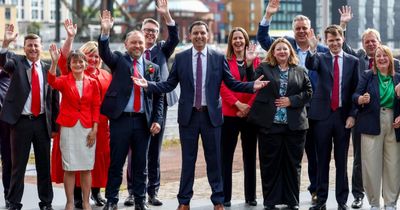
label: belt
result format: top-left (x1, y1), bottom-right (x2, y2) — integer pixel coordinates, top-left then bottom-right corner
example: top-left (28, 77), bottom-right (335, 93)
top-left (122, 112), bottom-right (145, 117)
top-left (21, 114), bottom-right (44, 120)
top-left (193, 106), bottom-right (208, 112)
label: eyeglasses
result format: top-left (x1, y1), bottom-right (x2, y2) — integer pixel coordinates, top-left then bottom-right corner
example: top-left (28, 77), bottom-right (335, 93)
top-left (143, 28), bottom-right (159, 34)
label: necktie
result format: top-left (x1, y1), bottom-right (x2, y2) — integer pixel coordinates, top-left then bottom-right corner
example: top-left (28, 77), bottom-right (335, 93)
top-left (31, 62), bottom-right (40, 116)
top-left (195, 52), bottom-right (202, 109)
top-left (368, 58), bottom-right (374, 69)
top-left (145, 49), bottom-right (151, 61)
top-left (331, 55), bottom-right (340, 111)
top-left (133, 59), bottom-right (141, 112)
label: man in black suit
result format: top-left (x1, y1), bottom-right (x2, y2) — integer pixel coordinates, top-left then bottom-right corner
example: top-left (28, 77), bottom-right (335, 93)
top-left (0, 66), bottom-right (11, 208)
top-left (98, 10), bottom-right (164, 210)
top-left (125, 0), bottom-right (179, 207)
top-left (306, 25), bottom-right (359, 210)
top-left (0, 24), bottom-right (58, 210)
top-left (133, 20), bottom-right (268, 210)
top-left (338, 6), bottom-right (400, 209)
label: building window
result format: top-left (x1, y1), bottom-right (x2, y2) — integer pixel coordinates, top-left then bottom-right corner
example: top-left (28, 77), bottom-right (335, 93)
top-left (5, 8), bottom-right (11, 20)
top-left (51, 10), bottom-right (55, 20)
top-left (32, 10), bottom-right (38, 19)
top-left (32, 0), bottom-right (39, 7)
top-left (251, 23), bottom-right (255, 31)
top-left (250, 13), bottom-right (255, 21)
top-left (0, 0), bottom-right (5, 4)
top-left (12, 0), bottom-right (18, 4)
top-left (250, 2), bottom-right (255, 10)
top-left (20, 8), bottom-right (24, 19)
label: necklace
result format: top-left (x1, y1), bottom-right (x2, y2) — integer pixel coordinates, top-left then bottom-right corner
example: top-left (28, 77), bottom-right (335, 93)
top-left (236, 60), bottom-right (245, 67)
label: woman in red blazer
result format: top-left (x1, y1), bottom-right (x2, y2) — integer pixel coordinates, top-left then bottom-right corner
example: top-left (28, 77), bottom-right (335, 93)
top-left (220, 27), bottom-right (260, 207)
top-left (49, 43), bottom-right (100, 210)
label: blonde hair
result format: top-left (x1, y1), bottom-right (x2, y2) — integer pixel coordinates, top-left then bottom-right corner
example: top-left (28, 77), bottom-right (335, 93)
top-left (226, 27), bottom-right (250, 60)
top-left (79, 41), bottom-right (98, 55)
top-left (373, 45), bottom-right (395, 76)
top-left (362, 28), bottom-right (381, 43)
top-left (264, 38), bottom-right (299, 66)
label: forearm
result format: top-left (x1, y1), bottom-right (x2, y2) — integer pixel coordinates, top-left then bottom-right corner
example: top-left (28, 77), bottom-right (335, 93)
top-left (61, 36), bottom-right (74, 57)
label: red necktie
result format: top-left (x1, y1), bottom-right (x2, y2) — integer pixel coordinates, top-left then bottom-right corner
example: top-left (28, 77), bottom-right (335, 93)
top-left (331, 55), bottom-right (340, 111)
top-left (369, 58), bottom-right (374, 69)
top-left (133, 59), bottom-right (141, 112)
top-left (145, 49), bottom-right (151, 61)
top-left (31, 62), bottom-right (41, 116)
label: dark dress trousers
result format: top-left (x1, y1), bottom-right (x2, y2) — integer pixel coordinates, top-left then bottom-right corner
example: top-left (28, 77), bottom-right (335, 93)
top-left (305, 51), bottom-right (359, 205)
top-left (257, 23), bottom-right (329, 194)
top-left (0, 51), bottom-right (59, 209)
top-left (98, 36), bottom-right (164, 205)
top-left (342, 37), bottom-right (400, 200)
top-left (146, 47), bottom-right (254, 205)
top-left (127, 24), bottom-right (179, 197)
top-left (0, 69), bottom-right (11, 202)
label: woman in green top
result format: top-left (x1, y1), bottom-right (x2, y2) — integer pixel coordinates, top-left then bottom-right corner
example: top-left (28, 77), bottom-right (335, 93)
top-left (352, 45), bottom-right (400, 210)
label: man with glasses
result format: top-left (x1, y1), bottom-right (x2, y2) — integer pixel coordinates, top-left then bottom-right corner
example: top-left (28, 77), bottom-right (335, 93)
top-left (125, 0), bottom-right (179, 207)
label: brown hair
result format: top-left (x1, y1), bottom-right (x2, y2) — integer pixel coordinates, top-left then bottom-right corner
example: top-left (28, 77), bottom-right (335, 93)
top-left (24, 33), bottom-right (41, 45)
top-left (189, 21), bottom-right (209, 33)
top-left (324, 25), bottom-right (344, 40)
top-left (67, 50), bottom-right (87, 72)
top-left (373, 45), bottom-right (395, 76)
top-left (226, 27), bottom-right (250, 60)
top-left (264, 38), bottom-right (299, 66)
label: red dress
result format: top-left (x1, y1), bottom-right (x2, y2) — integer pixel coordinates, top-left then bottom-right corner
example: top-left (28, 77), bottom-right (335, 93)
top-left (51, 53), bottom-right (112, 187)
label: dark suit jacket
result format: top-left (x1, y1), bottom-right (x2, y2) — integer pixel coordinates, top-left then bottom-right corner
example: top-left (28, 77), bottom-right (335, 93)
top-left (256, 23), bottom-right (329, 90)
top-left (150, 25), bottom-right (179, 107)
top-left (0, 69), bottom-right (10, 112)
top-left (305, 51), bottom-right (359, 121)
top-left (352, 70), bottom-right (400, 140)
top-left (98, 36), bottom-right (164, 127)
top-left (146, 47), bottom-right (254, 127)
top-left (0, 51), bottom-right (59, 138)
top-left (247, 63), bottom-right (312, 130)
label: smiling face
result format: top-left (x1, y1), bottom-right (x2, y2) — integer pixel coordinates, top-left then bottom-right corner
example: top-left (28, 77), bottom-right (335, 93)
top-left (363, 33), bottom-right (380, 57)
top-left (273, 42), bottom-right (290, 65)
top-left (189, 24), bottom-right (209, 51)
top-left (69, 56), bottom-right (87, 75)
top-left (326, 33), bottom-right (343, 55)
top-left (375, 48), bottom-right (390, 72)
top-left (231, 31), bottom-right (247, 55)
top-left (142, 22), bottom-right (159, 48)
top-left (293, 19), bottom-right (311, 45)
top-left (24, 38), bottom-right (42, 62)
top-left (125, 31), bottom-right (145, 59)
top-left (85, 50), bottom-right (101, 70)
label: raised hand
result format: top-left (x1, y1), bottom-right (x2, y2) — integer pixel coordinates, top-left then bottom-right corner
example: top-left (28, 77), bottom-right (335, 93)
top-left (3, 24), bottom-right (18, 48)
top-left (265, 0), bottom-right (280, 20)
top-left (64, 18), bottom-right (77, 38)
top-left (307, 28), bottom-right (318, 52)
top-left (100, 10), bottom-right (114, 35)
top-left (245, 43), bottom-right (259, 63)
top-left (253, 75), bottom-right (269, 91)
top-left (156, 0), bottom-right (169, 15)
top-left (339, 5), bottom-right (353, 28)
top-left (49, 43), bottom-right (60, 63)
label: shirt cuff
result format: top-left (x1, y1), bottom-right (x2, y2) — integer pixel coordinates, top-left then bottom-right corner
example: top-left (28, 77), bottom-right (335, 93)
top-left (166, 20), bottom-right (175, 26)
top-left (0, 48), bottom-right (8, 54)
top-left (260, 18), bottom-right (270, 26)
top-left (100, 34), bottom-right (109, 41)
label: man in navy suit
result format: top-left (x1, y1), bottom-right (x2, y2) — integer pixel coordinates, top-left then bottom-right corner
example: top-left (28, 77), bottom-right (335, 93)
top-left (98, 10), bottom-right (164, 210)
top-left (0, 25), bottom-right (58, 210)
top-left (133, 21), bottom-right (268, 210)
top-left (125, 0), bottom-right (179, 207)
top-left (306, 25), bottom-right (359, 210)
top-left (256, 0), bottom-right (328, 203)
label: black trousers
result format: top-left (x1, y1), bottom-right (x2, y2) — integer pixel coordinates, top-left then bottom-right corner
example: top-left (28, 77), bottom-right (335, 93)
top-left (305, 118), bottom-right (318, 194)
top-left (221, 116), bottom-right (257, 202)
top-left (7, 115), bottom-right (53, 209)
top-left (0, 120), bottom-right (11, 200)
top-left (351, 126), bottom-right (364, 199)
top-left (258, 124), bottom-right (306, 206)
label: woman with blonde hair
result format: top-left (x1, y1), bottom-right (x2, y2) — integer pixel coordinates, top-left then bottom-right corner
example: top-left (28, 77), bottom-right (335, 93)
top-left (247, 37), bottom-right (312, 210)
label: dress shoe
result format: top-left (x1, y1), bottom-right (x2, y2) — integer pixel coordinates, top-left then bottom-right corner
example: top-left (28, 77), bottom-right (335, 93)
top-left (311, 192), bottom-right (318, 205)
top-left (7, 207), bottom-right (21, 210)
top-left (124, 194), bottom-right (135, 206)
top-left (264, 205), bottom-right (276, 210)
top-left (309, 203), bottom-right (326, 210)
top-left (351, 198), bottom-right (363, 209)
top-left (338, 204), bottom-right (348, 210)
top-left (91, 192), bottom-right (106, 206)
top-left (223, 201), bottom-right (231, 207)
top-left (135, 202), bottom-right (149, 210)
top-left (103, 203), bottom-right (118, 210)
top-left (148, 195), bottom-right (163, 206)
top-left (288, 205), bottom-right (299, 210)
top-left (214, 204), bottom-right (224, 210)
top-left (176, 204), bottom-right (190, 210)
top-left (246, 200), bottom-right (257, 206)
top-left (39, 205), bottom-right (54, 210)
top-left (74, 200), bottom-right (83, 209)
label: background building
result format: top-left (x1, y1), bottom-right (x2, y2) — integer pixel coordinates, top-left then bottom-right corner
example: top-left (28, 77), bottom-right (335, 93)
top-left (0, 3), bottom-right (17, 43)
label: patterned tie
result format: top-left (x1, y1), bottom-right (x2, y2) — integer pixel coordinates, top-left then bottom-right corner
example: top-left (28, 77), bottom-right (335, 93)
top-left (31, 62), bottom-right (40, 116)
top-left (331, 55), bottom-right (340, 111)
top-left (133, 59), bottom-right (141, 112)
top-left (145, 49), bottom-right (151, 61)
top-left (369, 57), bottom-right (374, 69)
top-left (195, 52), bottom-right (202, 109)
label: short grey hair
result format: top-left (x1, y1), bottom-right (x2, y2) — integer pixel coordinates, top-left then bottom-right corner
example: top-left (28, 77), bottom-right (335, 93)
top-left (292, 15), bottom-right (311, 30)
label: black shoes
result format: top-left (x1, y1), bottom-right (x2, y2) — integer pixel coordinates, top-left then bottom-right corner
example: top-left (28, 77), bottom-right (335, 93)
top-left (311, 192), bottom-right (318, 205)
top-left (309, 203), bottom-right (326, 210)
top-left (351, 198), bottom-right (363, 209)
top-left (124, 194), bottom-right (135, 206)
top-left (264, 205), bottom-right (276, 210)
top-left (91, 192), bottom-right (106, 206)
top-left (223, 201), bottom-right (231, 207)
top-left (148, 195), bottom-right (163, 206)
top-left (39, 205), bottom-right (54, 210)
top-left (74, 200), bottom-right (83, 209)
top-left (246, 200), bottom-right (257, 206)
top-left (288, 205), bottom-right (299, 210)
top-left (103, 203), bottom-right (118, 210)
top-left (135, 202), bottom-right (149, 210)
top-left (337, 203), bottom-right (348, 210)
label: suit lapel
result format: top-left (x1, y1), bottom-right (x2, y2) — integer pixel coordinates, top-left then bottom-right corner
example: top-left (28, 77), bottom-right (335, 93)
top-left (270, 66), bottom-right (281, 98)
top-left (286, 67), bottom-right (294, 94)
top-left (325, 53), bottom-right (334, 79)
top-left (124, 53), bottom-right (134, 75)
top-left (206, 47), bottom-right (212, 88)
top-left (187, 48), bottom-right (195, 90)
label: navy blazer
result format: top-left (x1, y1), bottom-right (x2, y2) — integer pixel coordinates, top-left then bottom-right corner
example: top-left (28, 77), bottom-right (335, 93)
top-left (0, 51), bottom-right (59, 138)
top-left (305, 51), bottom-right (359, 121)
top-left (256, 23), bottom-right (328, 90)
top-left (147, 47), bottom-right (254, 127)
top-left (352, 70), bottom-right (400, 140)
top-left (247, 63), bottom-right (312, 130)
top-left (98, 36), bottom-right (164, 127)
top-left (149, 24), bottom-right (179, 107)
top-left (0, 69), bottom-right (10, 111)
